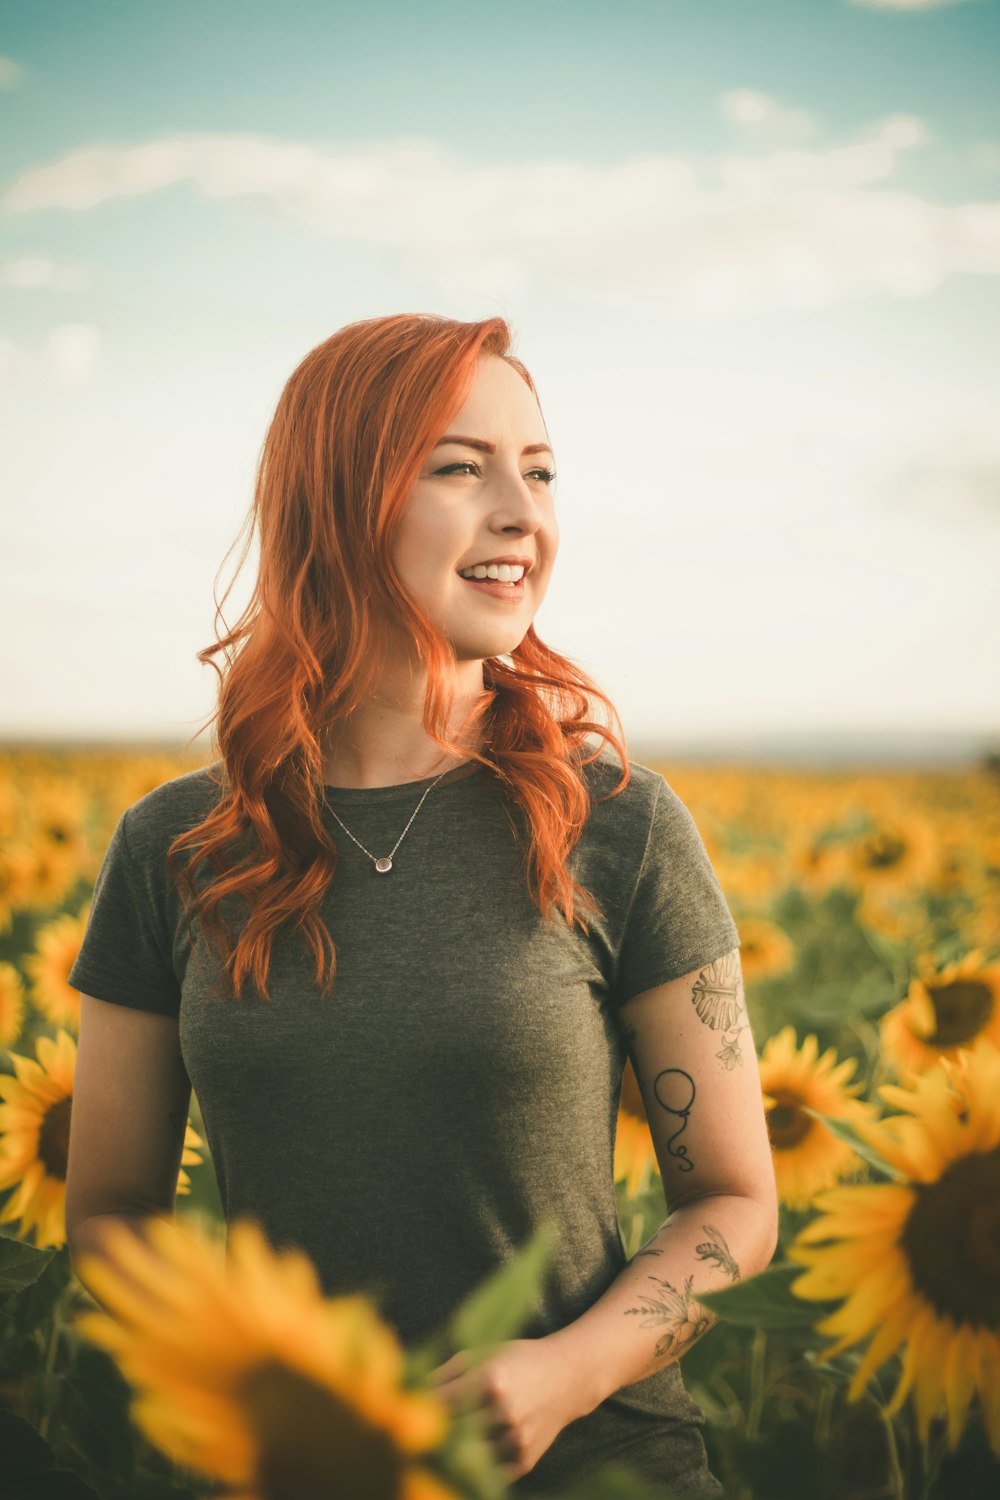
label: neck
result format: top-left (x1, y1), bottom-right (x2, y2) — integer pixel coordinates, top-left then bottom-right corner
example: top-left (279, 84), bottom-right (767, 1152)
top-left (321, 657), bottom-right (490, 790)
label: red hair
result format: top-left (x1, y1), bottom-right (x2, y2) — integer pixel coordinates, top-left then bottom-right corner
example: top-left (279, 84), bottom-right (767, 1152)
top-left (168, 312), bottom-right (630, 1002)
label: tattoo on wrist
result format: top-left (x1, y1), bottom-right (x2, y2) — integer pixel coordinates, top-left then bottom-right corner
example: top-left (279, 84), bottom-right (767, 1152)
top-left (690, 951), bottom-right (748, 1071)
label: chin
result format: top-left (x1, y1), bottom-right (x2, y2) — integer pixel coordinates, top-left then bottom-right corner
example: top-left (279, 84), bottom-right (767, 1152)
top-left (452, 630), bottom-right (526, 661)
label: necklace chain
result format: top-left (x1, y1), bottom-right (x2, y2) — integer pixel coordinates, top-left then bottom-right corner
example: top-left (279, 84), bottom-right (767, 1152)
top-left (325, 762), bottom-right (469, 874)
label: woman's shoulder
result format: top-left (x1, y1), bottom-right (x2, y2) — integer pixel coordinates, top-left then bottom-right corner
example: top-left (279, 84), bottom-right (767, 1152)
top-left (574, 743), bottom-right (671, 840)
top-left (576, 742), bottom-right (667, 803)
top-left (120, 763), bottom-right (228, 860)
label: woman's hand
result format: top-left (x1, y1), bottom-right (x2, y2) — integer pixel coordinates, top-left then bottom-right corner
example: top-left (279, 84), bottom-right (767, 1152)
top-left (427, 1336), bottom-right (585, 1483)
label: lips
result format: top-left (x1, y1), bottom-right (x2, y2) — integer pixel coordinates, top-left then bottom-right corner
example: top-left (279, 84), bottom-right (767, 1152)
top-left (459, 574), bottom-right (527, 600)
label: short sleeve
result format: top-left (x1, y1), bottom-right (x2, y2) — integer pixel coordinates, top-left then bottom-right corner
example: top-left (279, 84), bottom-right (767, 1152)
top-left (614, 776), bottom-right (740, 1007)
top-left (68, 809), bottom-right (182, 1017)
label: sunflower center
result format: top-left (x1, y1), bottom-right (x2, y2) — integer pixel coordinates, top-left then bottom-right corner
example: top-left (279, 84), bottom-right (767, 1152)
top-left (38, 1096), bottom-right (72, 1180)
top-left (238, 1358), bottom-right (404, 1500)
top-left (766, 1090), bottom-right (812, 1149)
top-left (924, 980), bottom-right (994, 1047)
top-left (900, 1143), bottom-right (1000, 1331)
top-left (863, 831), bottom-right (908, 869)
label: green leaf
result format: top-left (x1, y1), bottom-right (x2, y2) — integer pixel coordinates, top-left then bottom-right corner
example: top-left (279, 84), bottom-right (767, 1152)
top-left (0, 1230), bottom-right (58, 1294)
top-left (59, 1343), bottom-right (137, 1481)
top-left (1, 1247), bottom-right (72, 1341)
top-left (698, 1263), bottom-right (834, 1330)
top-left (801, 1107), bottom-right (903, 1179)
top-left (408, 1219), bottom-right (559, 1378)
top-left (729, 1416), bottom-right (824, 1499)
top-left (446, 1217), bottom-right (559, 1354)
top-left (0, 1407), bottom-right (102, 1497)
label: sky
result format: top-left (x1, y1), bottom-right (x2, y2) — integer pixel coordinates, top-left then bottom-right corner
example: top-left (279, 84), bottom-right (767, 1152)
top-left (1, 0), bottom-right (999, 756)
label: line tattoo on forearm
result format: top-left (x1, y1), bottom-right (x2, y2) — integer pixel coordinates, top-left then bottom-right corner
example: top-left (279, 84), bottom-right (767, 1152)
top-left (624, 1272), bottom-right (715, 1360)
top-left (690, 951), bottom-right (748, 1070)
top-left (652, 1068), bottom-right (696, 1172)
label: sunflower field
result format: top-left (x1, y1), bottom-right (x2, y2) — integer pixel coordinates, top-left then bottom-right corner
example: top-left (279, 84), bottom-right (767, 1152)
top-left (1, 744), bottom-right (999, 1500)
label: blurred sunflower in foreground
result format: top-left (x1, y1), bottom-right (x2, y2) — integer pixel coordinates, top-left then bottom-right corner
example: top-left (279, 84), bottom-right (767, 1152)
top-left (880, 948), bottom-right (1000, 1079)
top-left (0, 1028), bottom-right (202, 1247)
top-left (759, 1028), bottom-right (873, 1210)
top-left (789, 1041), bottom-right (1000, 1457)
top-left (74, 1215), bottom-right (460, 1500)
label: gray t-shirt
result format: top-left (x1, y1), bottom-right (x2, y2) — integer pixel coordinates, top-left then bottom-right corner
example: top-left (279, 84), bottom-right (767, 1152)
top-left (69, 748), bottom-right (738, 1497)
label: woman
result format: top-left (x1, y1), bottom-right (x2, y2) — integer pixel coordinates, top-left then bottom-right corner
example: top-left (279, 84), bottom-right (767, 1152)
top-left (66, 313), bottom-right (778, 1497)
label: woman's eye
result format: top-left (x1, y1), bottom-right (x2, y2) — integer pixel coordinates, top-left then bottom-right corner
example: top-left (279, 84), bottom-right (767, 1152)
top-left (438, 461), bottom-right (557, 484)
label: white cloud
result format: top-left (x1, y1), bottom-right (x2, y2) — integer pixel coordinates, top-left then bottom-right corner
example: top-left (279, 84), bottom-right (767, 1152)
top-left (0, 336), bottom-right (18, 380)
top-left (2, 114), bottom-right (998, 318)
top-left (0, 56), bottom-right (21, 89)
top-left (47, 323), bottom-right (100, 383)
top-left (720, 89), bottom-right (818, 145)
top-left (0, 256), bottom-right (90, 291)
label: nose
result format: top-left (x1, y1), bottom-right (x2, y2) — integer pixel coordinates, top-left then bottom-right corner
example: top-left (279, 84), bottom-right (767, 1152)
top-left (488, 469), bottom-right (548, 538)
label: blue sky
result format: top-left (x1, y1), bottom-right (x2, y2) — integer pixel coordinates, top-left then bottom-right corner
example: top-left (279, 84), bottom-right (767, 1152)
top-left (1, 0), bottom-right (998, 748)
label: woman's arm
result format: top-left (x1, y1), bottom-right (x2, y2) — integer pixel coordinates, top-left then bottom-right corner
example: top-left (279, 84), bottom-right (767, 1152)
top-left (545, 948), bottom-right (779, 1417)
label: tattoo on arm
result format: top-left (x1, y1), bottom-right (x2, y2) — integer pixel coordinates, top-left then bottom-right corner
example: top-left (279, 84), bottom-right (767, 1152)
top-left (695, 1223), bottom-right (741, 1281)
top-left (625, 1222), bottom-right (740, 1364)
top-left (690, 951), bottom-right (748, 1070)
top-left (652, 1068), bottom-right (696, 1172)
top-left (624, 1273), bottom-right (715, 1360)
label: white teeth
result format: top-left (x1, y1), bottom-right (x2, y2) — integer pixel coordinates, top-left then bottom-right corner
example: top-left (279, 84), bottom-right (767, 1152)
top-left (459, 563), bottom-right (526, 583)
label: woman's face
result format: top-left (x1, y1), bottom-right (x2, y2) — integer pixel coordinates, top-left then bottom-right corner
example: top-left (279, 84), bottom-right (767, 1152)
top-left (391, 355), bottom-right (559, 664)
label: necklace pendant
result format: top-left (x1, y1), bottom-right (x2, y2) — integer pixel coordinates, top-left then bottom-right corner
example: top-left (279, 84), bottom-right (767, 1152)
top-left (374, 857), bottom-right (393, 874)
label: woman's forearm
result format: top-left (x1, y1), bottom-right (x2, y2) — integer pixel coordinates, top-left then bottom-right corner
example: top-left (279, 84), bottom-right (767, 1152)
top-left (543, 1192), bottom-right (778, 1420)
top-left (67, 1210), bottom-right (170, 1314)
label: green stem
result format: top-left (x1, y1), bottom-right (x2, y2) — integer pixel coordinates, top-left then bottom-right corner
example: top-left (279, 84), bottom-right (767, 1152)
top-left (815, 1379), bottom-right (835, 1447)
top-left (921, 1423), bottom-right (950, 1500)
top-left (745, 1327), bottom-right (768, 1441)
top-left (882, 1407), bottom-right (906, 1500)
top-left (36, 1280), bottom-right (74, 1443)
top-left (627, 1211), bottom-right (646, 1259)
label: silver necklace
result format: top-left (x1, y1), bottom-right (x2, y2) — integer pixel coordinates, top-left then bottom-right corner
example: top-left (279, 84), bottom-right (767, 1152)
top-left (325, 762), bottom-right (469, 875)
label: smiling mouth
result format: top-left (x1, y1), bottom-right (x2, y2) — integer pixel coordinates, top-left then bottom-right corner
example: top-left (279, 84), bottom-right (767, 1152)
top-left (458, 573), bottom-right (527, 597)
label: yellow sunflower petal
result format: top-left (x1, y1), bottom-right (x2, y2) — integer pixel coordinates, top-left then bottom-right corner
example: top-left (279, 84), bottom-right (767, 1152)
top-left (943, 1322), bottom-right (982, 1450)
top-left (403, 1464), bottom-right (464, 1500)
top-left (847, 1308), bottom-right (912, 1401)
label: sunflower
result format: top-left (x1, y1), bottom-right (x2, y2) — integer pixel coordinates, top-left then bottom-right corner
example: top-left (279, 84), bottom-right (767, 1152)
top-left (788, 1042), bottom-right (1000, 1456)
top-left (0, 960), bottom-right (26, 1049)
top-left (729, 917), bottom-right (795, 984)
top-left (74, 1214), bottom-right (460, 1500)
top-left (23, 909), bottom-right (90, 1032)
top-left (841, 811), bottom-right (939, 900)
top-left (788, 828), bottom-right (851, 896)
top-left (614, 1057), bottom-right (656, 1197)
top-left (880, 948), bottom-right (1000, 1079)
top-left (0, 1029), bottom-right (203, 1248)
top-left (759, 1027), bottom-right (873, 1210)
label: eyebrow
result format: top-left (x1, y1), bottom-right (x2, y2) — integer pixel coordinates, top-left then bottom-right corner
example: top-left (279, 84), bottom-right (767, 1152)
top-left (434, 434), bottom-right (554, 458)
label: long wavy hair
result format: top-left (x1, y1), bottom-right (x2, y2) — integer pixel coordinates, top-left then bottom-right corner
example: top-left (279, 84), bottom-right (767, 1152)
top-left (168, 312), bottom-right (630, 1002)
